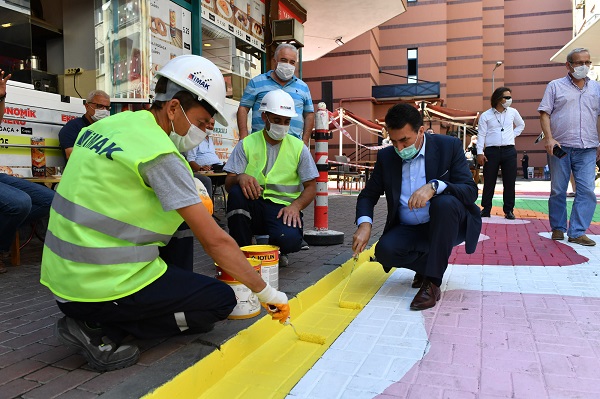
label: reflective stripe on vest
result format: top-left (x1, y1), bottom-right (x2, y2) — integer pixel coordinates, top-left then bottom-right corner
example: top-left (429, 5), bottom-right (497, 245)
top-left (265, 183), bottom-right (303, 193)
top-left (45, 230), bottom-right (159, 265)
top-left (52, 193), bottom-right (172, 245)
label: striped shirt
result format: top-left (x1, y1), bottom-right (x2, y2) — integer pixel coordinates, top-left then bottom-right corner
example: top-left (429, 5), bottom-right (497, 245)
top-left (538, 75), bottom-right (600, 149)
top-left (240, 71), bottom-right (314, 139)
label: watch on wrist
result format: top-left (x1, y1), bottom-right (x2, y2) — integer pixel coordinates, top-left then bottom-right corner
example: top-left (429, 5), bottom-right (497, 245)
top-left (430, 179), bottom-right (439, 193)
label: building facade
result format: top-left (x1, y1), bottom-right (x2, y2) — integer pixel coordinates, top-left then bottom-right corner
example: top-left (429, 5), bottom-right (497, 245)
top-left (303, 0), bottom-right (574, 169)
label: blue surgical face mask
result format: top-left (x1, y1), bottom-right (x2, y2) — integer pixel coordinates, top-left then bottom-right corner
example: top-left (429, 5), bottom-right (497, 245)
top-left (395, 132), bottom-right (422, 160)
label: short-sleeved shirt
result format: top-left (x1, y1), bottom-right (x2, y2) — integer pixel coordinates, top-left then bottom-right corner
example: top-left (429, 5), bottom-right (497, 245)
top-left (537, 75), bottom-right (600, 149)
top-left (239, 71), bottom-right (314, 139)
top-left (58, 115), bottom-right (91, 160)
top-left (224, 134), bottom-right (319, 183)
top-left (185, 136), bottom-right (223, 166)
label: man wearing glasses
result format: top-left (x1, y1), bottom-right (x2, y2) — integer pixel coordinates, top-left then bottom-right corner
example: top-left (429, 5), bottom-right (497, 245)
top-left (539, 47), bottom-right (600, 246)
top-left (59, 90), bottom-right (111, 161)
top-left (477, 86), bottom-right (525, 220)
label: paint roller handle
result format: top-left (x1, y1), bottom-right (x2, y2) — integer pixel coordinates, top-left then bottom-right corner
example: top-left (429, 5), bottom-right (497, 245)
top-left (265, 304), bottom-right (291, 324)
top-left (256, 285), bottom-right (290, 323)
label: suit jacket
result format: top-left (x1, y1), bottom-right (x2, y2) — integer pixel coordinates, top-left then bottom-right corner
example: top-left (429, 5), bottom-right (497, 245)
top-left (356, 134), bottom-right (482, 254)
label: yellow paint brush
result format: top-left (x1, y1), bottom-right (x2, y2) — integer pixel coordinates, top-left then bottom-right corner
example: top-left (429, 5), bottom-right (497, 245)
top-left (338, 255), bottom-right (364, 310)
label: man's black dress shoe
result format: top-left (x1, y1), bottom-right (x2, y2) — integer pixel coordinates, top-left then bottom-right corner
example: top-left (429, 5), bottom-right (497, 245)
top-left (411, 273), bottom-right (425, 288)
top-left (505, 211), bottom-right (515, 220)
top-left (480, 209), bottom-right (491, 217)
top-left (410, 279), bottom-right (441, 310)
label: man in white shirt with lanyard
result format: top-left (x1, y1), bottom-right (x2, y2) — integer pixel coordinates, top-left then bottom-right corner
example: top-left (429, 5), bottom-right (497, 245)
top-left (477, 86), bottom-right (525, 220)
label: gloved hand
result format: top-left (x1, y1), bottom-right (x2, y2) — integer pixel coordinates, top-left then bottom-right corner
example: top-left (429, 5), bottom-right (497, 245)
top-left (255, 284), bottom-right (289, 323)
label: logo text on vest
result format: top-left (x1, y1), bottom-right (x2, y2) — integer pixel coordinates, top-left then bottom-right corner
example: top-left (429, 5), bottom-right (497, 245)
top-left (76, 130), bottom-right (123, 160)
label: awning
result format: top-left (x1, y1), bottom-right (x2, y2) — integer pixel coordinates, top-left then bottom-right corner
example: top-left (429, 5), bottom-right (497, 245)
top-left (550, 16), bottom-right (600, 65)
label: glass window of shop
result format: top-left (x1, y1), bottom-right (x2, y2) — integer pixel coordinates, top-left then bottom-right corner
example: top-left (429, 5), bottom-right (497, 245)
top-left (94, 0), bottom-right (192, 99)
top-left (201, 20), bottom-right (261, 101)
top-left (0, 4), bottom-right (33, 85)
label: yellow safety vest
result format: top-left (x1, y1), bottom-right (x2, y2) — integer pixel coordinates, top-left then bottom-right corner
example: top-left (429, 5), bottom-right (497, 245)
top-left (40, 110), bottom-right (191, 302)
top-left (243, 131), bottom-right (304, 205)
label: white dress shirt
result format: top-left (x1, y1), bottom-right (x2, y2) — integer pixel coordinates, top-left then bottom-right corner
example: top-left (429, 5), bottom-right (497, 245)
top-left (477, 107), bottom-right (525, 154)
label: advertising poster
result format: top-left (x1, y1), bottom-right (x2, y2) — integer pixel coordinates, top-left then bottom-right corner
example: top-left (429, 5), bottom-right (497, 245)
top-left (149, 0), bottom-right (192, 92)
top-left (212, 98), bottom-right (244, 162)
top-left (0, 101), bottom-right (81, 176)
top-left (201, 0), bottom-right (265, 52)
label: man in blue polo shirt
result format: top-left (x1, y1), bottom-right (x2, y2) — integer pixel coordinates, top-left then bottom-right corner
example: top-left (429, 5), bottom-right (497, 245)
top-left (236, 43), bottom-right (314, 145)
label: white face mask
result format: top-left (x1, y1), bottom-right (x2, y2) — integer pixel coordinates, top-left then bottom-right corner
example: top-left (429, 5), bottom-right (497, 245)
top-left (275, 62), bottom-right (295, 81)
top-left (169, 105), bottom-right (207, 152)
top-left (502, 98), bottom-right (512, 109)
top-left (266, 119), bottom-right (289, 141)
top-left (91, 109), bottom-right (110, 121)
top-left (571, 64), bottom-right (590, 80)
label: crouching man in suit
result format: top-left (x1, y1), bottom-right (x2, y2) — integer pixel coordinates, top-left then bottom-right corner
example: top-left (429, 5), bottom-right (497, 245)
top-left (352, 103), bottom-right (482, 310)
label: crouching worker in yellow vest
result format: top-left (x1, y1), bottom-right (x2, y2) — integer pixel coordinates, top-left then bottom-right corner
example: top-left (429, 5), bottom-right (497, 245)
top-left (40, 55), bottom-right (290, 372)
top-left (224, 89), bottom-right (318, 267)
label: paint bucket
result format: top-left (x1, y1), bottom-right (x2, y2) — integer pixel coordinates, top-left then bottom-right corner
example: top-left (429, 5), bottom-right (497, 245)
top-left (240, 245), bottom-right (279, 290)
top-left (216, 258), bottom-right (262, 319)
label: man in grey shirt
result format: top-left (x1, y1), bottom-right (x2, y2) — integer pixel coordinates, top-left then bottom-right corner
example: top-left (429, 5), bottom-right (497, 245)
top-left (538, 47), bottom-right (600, 246)
top-left (224, 89), bottom-right (318, 267)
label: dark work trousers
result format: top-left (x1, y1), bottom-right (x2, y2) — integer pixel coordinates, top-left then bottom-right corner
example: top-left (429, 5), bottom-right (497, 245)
top-left (226, 184), bottom-right (302, 255)
top-left (374, 195), bottom-right (468, 280)
top-left (481, 145), bottom-right (517, 213)
top-left (57, 266), bottom-right (236, 344)
top-left (159, 222), bottom-right (194, 271)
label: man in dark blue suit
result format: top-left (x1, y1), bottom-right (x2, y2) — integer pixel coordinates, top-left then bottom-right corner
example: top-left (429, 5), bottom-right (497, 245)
top-left (352, 103), bottom-right (482, 310)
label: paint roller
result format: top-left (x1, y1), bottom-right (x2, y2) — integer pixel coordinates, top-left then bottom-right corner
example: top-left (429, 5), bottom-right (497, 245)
top-left (338, 255), bottom-right (364, 310)
top-left (268, 306), bottom-right (326, 345)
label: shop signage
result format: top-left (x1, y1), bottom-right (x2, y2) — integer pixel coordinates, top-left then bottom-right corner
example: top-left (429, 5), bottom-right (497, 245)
top-left (201, 0), bottom-right (265, 52)
top-left (150, 0), bottom-right (192, 90)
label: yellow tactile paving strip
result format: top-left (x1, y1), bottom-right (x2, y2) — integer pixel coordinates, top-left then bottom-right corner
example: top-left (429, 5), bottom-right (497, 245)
top-left (144, 248), bottom-right (390, 399)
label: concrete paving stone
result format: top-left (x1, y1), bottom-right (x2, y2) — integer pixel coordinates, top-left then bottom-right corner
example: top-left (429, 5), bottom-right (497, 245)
top-left (23, 365), bottom-right (68, 384)
top-left (305, 372), bottom-right (351, 398)
top-left (8, 317), bottom-right (57, 335)
top-left (287, 369), bottom-right (321, 397)
top-left (76, 364), bottom-right (145, 394)
top-left (53, 388), bottom-right (99, 399)
top-left (536, 342), bottom-right (594, 358)
top-left (0, 325), bottom-right (54, 350)
top-left (52, 354), bottom-right (88, 371)
top-left (480, 368), bottom-right (513, 397)
top-left (30, 344), bottom-right (78, 364)
top-left (0, 343), bottom-right (52, 369)
top-left (344, 375), bottom-right (393, 396)
top-left (0, 359), bottom-right (47, 386)
top-left (0, 378), bottom-right (41, 399)
top-left (20, 369), bottom-right (99, 399)
top-left (135, 340), bottom-right (184, 366)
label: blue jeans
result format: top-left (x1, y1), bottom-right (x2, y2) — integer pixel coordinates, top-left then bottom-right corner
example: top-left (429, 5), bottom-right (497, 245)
top-left (0, 174), bottom-right (55, 251)
top-left (548, 147), bottom-right (597, 238)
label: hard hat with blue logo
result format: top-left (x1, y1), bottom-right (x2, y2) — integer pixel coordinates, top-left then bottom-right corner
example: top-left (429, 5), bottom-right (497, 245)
top-left (155, 55), bottom-right (228, 126)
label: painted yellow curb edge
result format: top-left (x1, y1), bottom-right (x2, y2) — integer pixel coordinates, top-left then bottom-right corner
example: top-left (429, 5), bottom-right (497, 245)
top-left (143, 247), bottom-right (391, 399)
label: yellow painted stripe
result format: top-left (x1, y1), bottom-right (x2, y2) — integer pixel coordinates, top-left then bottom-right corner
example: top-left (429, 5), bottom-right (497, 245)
top-left (144, 247), bottom-right (390, 399)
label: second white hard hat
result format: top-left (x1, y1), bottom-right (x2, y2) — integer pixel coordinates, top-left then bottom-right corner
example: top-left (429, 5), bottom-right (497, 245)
top-left (258, 89), bottom-right (298, 118)
top-left (155, 55), bottom-right (228, 126)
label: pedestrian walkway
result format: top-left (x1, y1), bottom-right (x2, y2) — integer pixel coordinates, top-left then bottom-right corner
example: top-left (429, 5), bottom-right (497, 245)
top-left (2, 180), bottom-right (600, 398)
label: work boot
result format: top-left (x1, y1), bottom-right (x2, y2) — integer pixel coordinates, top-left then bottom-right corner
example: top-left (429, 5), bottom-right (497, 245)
top-left (55, 316), bottom-right (140, 371)
top-left (279, 254), bottom-right (289, 267)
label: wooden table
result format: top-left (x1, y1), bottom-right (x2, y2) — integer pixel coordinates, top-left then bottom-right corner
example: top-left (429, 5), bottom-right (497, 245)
top-left (24, 176), bottom-right (61, 189)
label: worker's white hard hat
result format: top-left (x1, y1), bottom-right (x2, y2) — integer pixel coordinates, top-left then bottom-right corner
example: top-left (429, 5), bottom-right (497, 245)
top-left (258, 89), bottom-right (298, 118)
top-left (155, 55), bottom-right (228, 126)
